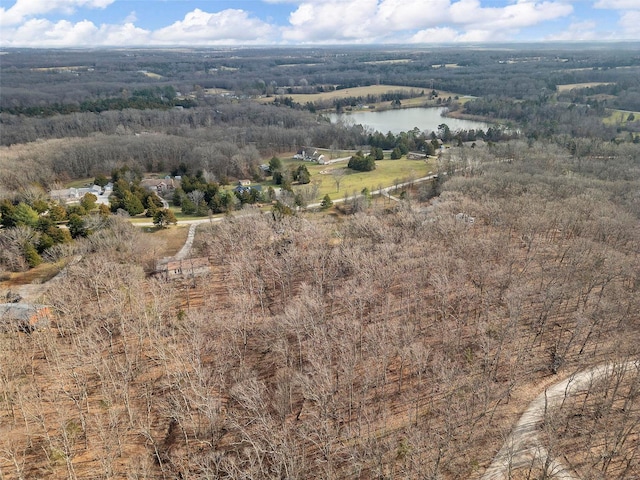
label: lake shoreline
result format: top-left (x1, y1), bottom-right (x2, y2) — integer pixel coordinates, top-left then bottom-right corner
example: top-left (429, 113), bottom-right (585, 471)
top-left (328, 106), bottom-right (492, 135)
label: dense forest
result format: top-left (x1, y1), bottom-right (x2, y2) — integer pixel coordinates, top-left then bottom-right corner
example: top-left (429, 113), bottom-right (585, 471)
top-left (1, 45), bottom-right (639, 479)
top-left (3, 44), bottom-right (640, 109)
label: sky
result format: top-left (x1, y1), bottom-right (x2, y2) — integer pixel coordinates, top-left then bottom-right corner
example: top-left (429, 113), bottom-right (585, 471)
top-left (0, 0), bottom-right (639, 47)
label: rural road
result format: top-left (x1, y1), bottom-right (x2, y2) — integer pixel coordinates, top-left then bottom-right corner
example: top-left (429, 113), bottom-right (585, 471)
top-left (481, 360), bottom-right (639, 480)
top-left (174, 223), bottom-right (197, 260)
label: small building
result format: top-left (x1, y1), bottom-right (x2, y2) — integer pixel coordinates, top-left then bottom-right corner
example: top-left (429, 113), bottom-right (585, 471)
top-left (141, 178), bottom-right (178, 195)
top-left (49, 184), bottom-right (112, 206)
top-left (155, 257), bottom-right (211, 280)
top-left (0, 303), bottom-right (52, 333)
top-left (237, 179), bottom-right (252, 187)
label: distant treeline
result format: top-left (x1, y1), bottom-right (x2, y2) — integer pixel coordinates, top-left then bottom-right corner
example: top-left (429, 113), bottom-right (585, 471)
top-left (3, 46), bottom-right (640, 109)
top-left (462, 96), bottom-right (620, 140)
top-left (0, 86), bottom-right (196, 116)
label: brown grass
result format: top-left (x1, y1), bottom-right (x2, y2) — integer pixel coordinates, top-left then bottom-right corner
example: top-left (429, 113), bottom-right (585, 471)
top-left (556, 82), bottom-right (613, 92)
top-left (138, 224), bottom-right (190, 258)
top-left (256, 85), bottom-right (429, 104)
top-left (0, 260), bottom-right (65, 288)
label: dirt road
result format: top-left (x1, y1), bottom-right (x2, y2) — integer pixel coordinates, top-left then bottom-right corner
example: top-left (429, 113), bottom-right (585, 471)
top-left (481, 361), bottom-right (638, 479)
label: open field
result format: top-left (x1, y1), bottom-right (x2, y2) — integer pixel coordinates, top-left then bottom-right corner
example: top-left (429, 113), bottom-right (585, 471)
top-left (30, 66), bottom-right (89, 72)
top-left (363, 59), bottom-right (412, 65)
top-left (0, 259), bottom-right (67, 288)
top-left (204, 87), bottom-right (232, 95)
top-left (256, 85), bottom-right (430, 104)
top-left (137, 223), bottom-right (191, 258)
top-left (556, 82), bottom-right (613, 92)
top-left (604, 108), bottom-right (640, 125)
top-left (280, 156), bottom-right (437, 201)
top-left (140, 71), bottom-right (163, 79)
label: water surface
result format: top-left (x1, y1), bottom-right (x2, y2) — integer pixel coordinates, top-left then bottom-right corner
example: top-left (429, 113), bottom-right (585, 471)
top-left (329, 107), bottom-right (490, 135)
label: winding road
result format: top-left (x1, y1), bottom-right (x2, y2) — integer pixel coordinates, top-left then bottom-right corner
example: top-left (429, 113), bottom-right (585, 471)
top-left (481, 360), bottom-right (639, 479)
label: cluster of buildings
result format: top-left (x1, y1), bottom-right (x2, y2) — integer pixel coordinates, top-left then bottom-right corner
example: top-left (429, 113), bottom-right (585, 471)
top-left (139, 176), bottom-right (181, 196)
top-left (293, 148), bottom-right (327, 165)
top-left (49, 183), bottom-right (113, 205)
top-left (49, 176), bottom-right (183, 207)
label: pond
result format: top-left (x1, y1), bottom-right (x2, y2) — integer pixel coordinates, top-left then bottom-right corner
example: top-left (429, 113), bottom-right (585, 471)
top-left (328, 107), bottom-right (490, 135)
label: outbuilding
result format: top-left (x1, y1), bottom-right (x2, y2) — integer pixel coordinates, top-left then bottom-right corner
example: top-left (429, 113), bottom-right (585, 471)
top-left (0, 304), bottom-right (52, 333)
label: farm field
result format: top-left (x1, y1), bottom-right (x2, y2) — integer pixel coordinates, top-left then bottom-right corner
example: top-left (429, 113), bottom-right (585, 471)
top-left (257, 85), bottom-right (462, 105)
top-left (556, 82), bottom-right (613, 92)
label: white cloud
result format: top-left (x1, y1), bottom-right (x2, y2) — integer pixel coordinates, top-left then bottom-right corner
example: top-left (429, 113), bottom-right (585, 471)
top-left (0, 7), bottom-right (276, 47)
top-left (3, 17), bottom-right (149, 47)
top-left (124, 11), bottom-right (137, 24)
top-left (449, 0), bottom-right (573, 30)
top-left (594, 0), bottom-right (640, 9)
top-left (281, 0), bottom-right (573, 43)
top-left (101, 22), bottom-right (150, 45)
top-left (545, 20), bottom-right (599, 40)
top-left (409, 26), bottom-right (507, 43)
top-left (283, 0), bottom-right (378, 42)
top-left (619, 10), bottom-right (640, 36)
top-left (375, 0), bottom-right (451, 30)
top-left (151, 9), bottom-right (275, 45)
top-left (8, 18), bottom-right (98, 46)
top-left (593, 0), bottom-right (640, 39)
top-left (410, 27), bottom-right (463, 43)
top-left (0, 0), bottom-right (114, 26)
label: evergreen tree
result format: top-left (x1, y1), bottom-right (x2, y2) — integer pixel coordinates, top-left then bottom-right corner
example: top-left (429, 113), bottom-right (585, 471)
top-left (320, 194), bottom-right (333, 210)
top-left (153, 208), bottom-right (178, 228)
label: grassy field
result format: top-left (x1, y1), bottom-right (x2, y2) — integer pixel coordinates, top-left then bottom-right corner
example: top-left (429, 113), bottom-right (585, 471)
top-left (0, 259), bottom-right (68, 288)
top-left (257, 85), bottom-right (461, 105)
top-left (142, 71), bottom-right (164, 79)
top-left (258, 85), bottom-right (470, 111)
top-left (204, 88), bottom-right (232, 95)
top-left (279, 156), bottom-right (437, 202)
top-left (363, 59), bottom-right (412, 65)
top-left (604, 109), bottom-right (639, 125)
top-left (138, 223), bottom-right (191, 257)
top-left (65, 177), bottom-right (95, 188)
top-left (556, 82), bottom-right (613, 92)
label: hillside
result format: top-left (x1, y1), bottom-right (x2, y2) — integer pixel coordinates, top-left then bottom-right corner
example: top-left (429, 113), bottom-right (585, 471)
top-left (1, 141), bottom-right (638, 479)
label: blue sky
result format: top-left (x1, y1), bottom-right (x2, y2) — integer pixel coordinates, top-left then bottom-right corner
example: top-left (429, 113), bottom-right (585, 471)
top-left (0, 0), bottom-right (638, 47)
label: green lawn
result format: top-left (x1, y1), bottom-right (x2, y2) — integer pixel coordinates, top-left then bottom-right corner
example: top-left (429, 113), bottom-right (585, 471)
top-left (604, 109), bottom-right (639, 125)
top-left (275, 156), bottom-right (437, 202)
top-left (65, 177), bottom-right (95, 188)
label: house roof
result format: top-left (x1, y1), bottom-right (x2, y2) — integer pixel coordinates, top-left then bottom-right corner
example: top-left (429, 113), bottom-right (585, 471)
top-left (0, 304), bottom-right (52, 331)
top-left (0, 303), bottom-right (50, 320)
